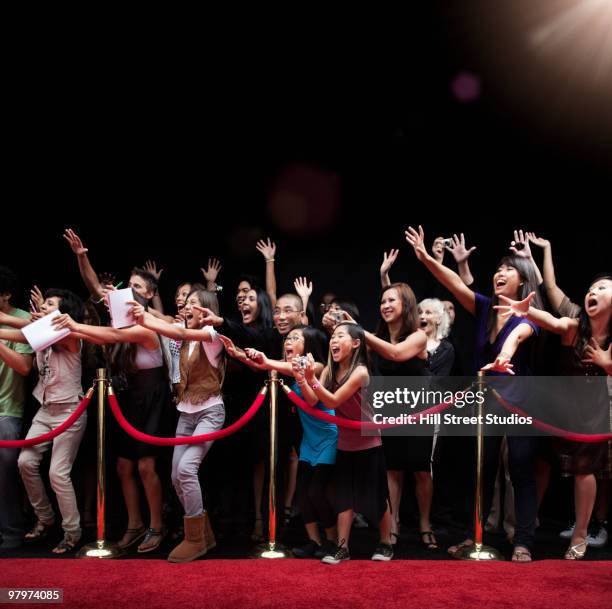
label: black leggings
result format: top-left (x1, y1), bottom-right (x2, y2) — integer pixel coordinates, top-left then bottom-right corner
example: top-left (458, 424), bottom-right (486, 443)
top-left (296, 461), bottom-right (335, 529)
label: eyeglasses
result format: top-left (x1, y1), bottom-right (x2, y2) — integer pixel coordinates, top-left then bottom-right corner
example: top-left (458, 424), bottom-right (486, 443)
top-left (285, 334), bottom-right (304, 343)
top-left (273, 308), bottom-right (300, 316)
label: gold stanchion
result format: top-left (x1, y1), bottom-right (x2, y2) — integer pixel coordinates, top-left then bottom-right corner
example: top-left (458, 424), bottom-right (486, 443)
top-left (455, 371), bottom-right (503, 561)
top-left (257, 371), bottom-right (287, 558)
top-left (78, 369), bottom-right (122, 558)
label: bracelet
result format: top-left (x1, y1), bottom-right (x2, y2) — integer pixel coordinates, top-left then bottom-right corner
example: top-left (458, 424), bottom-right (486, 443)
top-left (310, 382), bottom-right (320, 390)
top-left (297, 379), bottom-right (307, 386)
top-left (265, 258), bottom-right (275, 263)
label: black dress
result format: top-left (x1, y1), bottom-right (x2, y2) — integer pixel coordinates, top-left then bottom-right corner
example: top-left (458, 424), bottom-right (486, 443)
top-left (371, 351), bottom-right (433, 472)
top-left (555, 343), bottom-right (610, 476)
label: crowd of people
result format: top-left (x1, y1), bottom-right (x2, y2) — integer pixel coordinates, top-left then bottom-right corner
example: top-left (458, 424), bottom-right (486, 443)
top-left (0, 226), bottom-right (610, 564)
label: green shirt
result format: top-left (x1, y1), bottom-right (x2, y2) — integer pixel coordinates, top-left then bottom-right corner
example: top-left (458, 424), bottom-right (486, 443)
top-left (0, 308), bottom-right (34, 418)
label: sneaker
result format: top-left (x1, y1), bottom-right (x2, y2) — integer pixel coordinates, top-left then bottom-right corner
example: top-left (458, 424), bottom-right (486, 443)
top-left (321, 541), bottom-right (350, 565)
top-left (371, 542), bottom-right (394, 562)
top-left (586, 521), bottom-right (608, 549)
top-left (559, 522), bottom-right (575, 540)
top-left (352, 513), bottom-right (369, 529)
top-left (292, 539), bottom-right (322, 558)
top-left (315, 539), bottom-right (337, 559)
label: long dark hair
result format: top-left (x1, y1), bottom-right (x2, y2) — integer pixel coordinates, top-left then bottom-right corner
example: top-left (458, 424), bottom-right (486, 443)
top-left (246, 286), bottom-right (273, 329)
top-left (375, 282), bottom-right (419, 342)
top-left (322, 322), bottom-right (370, 392)
top-left (486, 255), bottom-right (543, 336)
top-left (574, 273), bottom-right (612, 359)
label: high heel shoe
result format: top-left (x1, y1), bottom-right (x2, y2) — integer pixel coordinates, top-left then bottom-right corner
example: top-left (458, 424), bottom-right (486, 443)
top-left (564, 540), bottom-right (587, 560)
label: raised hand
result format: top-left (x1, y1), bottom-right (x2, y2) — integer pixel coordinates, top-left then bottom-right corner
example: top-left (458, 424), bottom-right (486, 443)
top-left (494, 292), bottom-right (536, 319)
top-left (144, 260), bottom-right (164, 281)
top-left (30, 285), bottom-right (44, 313)
top-left (63, 228), bottom-right (88, 256)
top-left (256, 237), bottom-right (276, 261)
top-left (447, 233), bottom-right (476, 263)
top-left (294, 277), bottom-right (313, 304)
top-left (380, 249), bottom-right (399, 275)
top-left (404, 225), bottom-right (428, 261)
top-left (201, 258), bottom-right (222, 283)
top-left (526, 232), bottom-right (550, 249)
top-left (582, 338), bottom-right (612, 369)
top-left (509, 229), bottom-right (533, 259)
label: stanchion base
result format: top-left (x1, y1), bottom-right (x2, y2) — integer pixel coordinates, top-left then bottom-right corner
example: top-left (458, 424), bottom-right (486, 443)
top-left (77, 540), bottom-right (124, 559)
top-left (454, 543), bottom-right (504, 561)
top-left (252, 542), bottom-right (289, 559)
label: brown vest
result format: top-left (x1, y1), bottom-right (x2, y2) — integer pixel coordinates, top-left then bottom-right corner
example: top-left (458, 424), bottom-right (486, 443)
top-left (175, 341), bottom-right (222, 404)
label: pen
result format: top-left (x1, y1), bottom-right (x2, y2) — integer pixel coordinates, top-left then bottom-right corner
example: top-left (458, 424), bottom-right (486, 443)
top-left (97, 281), bottom-right (124, 303)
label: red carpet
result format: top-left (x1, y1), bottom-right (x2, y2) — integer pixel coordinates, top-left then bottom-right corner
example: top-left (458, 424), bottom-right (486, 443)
top-left (1, 559), bottom-right (610, 609)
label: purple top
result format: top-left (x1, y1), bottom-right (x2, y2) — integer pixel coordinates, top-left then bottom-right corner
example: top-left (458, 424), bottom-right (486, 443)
top-left (474, 292), bottom-right (539, 376)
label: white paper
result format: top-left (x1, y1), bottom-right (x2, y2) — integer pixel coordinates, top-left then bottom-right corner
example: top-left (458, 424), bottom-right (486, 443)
top-left (108, 287), bottom-right (137, 329)
top-left (21, 310), bottom-right (70, 352)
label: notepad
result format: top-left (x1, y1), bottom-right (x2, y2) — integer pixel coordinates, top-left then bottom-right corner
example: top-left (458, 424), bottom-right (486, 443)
top-left (108, 287), bottom-right (137, 329)
top-left (21, 310), bottom-right (70, 352)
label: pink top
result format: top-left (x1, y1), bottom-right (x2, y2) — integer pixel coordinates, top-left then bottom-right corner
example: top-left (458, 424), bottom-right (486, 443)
top-left (335, 390), bottom-right (381, 452)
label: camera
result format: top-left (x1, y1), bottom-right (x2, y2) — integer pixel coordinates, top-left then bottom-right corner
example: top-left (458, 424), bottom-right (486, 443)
top-left (297, 356), bottom-right (308, 369)
top-left (442, 238), bottom-right (453, 247)
top-left (332, 311), bottom-right (344, 323)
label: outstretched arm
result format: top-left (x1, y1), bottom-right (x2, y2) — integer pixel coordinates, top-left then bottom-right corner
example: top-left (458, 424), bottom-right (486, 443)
top-left (495, 292), bottom-right (576, 335)
top-left (527, 233), bottom-right (568, 313)
top-left (63, 228), bottom-right (106, 300)
top-left (129, 301), bottom-right (215, 342)
top-left (0, 342), bottom-right (33, 376)
top-left (256, 238), bottom-right (277, 307)
top-left (405, 225), bottom-right (476, 315)
top-left (380, 249), bottom-right (399, 288)
top-left (364, 329), bottom-right (427, 363)
top-left (446, 233), bottom-right (476, 287)
top-left (481, 323), bottom-right (534, 375)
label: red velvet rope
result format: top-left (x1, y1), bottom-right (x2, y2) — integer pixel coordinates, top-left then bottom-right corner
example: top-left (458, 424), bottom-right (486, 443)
top-left (107, 386), bottom-right (268, 446)
top-left (491, 388), bottom-right (612, 443)
top-left (0, 389), bottom-right (93, 449)
top-left (282, 384), bottom-right (457, 430)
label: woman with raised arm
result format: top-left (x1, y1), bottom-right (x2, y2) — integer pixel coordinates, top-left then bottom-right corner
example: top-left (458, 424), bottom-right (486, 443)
top-left (495, 273), bottom-right (611, 559)
top-left (405, 225), bottom-right (543, 562)
top-left (130, 289), bottom-right (225, 562)
top-left (52, 294), bottom-right (173, 554)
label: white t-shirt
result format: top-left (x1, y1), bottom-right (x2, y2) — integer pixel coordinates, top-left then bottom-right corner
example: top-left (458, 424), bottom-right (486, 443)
top-left (176, 328), bottom-right (224, 414)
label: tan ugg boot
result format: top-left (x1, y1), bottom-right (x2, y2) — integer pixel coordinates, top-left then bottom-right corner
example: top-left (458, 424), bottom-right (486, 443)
top-left (203, 511), bottom-right (216, 551)
top-left (167, 514), bottom-right (207, 563)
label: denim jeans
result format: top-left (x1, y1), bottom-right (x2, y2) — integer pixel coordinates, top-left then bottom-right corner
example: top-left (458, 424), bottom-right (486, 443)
top-left (171, 404), bottom-right (225, 517)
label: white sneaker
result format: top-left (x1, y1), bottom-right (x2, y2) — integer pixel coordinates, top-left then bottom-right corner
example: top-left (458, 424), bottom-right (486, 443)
top-left (586, 524), bottom-right (608, 549)
top-left (559, 522), bottom-right (575, 539)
